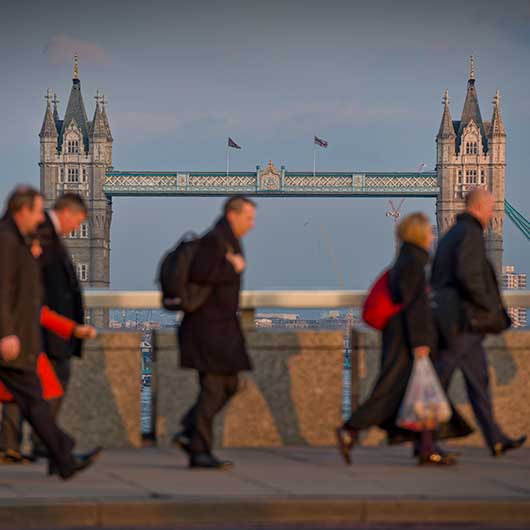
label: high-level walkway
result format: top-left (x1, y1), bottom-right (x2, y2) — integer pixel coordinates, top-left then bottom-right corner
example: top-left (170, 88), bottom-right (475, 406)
top-left (0, 446), bottom-right (529, 528)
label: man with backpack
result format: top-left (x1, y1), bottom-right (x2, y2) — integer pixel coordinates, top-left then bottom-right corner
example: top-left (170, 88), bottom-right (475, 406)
top-left (172, 196), bottom-right (256, 469)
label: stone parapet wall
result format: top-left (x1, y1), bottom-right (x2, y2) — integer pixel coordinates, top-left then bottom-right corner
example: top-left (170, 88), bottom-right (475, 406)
top-left (153, 330), bottom-right (345, 447)
top-left (59, 331), bottom-right (142, 451)
top-left (351, 329), bottom-right (530, 447)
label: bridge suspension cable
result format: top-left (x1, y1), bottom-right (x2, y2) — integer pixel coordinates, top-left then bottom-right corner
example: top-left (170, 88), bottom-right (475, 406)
top-left (505, 199), bottom-right (530, 242)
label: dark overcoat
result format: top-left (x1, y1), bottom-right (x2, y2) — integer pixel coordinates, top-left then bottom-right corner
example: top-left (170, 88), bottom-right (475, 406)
top-left (178, 217), bottom-right (252, 374)
top-left (38, 213), bottom-right (85, 360)
top-left (431, 212), bottom-right (510, 348)
top-left (347, 242), bottom-right (473, 443)
top-left (0, 216), bottom-right (43, 371)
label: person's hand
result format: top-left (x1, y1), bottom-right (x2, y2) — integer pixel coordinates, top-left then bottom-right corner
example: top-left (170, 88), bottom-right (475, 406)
top-left (413, 345), bottom-right (430, 358)
top-left (226, 253), bottom-right (246, 274)
top-left (30, 240), bottom-right (42, 258)
top-left (0, 335), bottom-right (20, 361)
top-left (73, 325), bottom-right (97, 340)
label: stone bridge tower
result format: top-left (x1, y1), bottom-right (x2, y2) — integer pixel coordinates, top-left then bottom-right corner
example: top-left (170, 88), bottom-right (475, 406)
top-left (39, 57), bottom-right (113, 325)
top-left (436, 56), bottom-right (506, 275)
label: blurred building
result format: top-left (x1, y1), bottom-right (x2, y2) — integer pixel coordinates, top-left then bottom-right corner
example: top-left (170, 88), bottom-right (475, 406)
top-left (502, 265), bottom-right (527, 328)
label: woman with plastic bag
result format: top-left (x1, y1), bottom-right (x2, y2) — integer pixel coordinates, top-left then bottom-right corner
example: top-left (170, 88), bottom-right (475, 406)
top-left (336, 213), bottom-right (473, 466)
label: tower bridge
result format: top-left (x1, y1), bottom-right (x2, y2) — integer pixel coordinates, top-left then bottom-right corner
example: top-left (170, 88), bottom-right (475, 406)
top-left (39, 56), bottom-right (529, 325)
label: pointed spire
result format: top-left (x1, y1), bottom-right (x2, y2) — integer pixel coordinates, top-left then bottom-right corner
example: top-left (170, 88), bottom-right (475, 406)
top-left (489, 89), bottom-right (506, 138)
top-left (52, 92), bottom-right (60, 121)
top-left (100, 94), bottom-right (113, 142)
top-left (91, 90), bottom-right (107, 139)
top-left (73, 54), bottom-right (79, 81)
top-left (60, 56), bottom-right (90, 151)
top-left (437, 89), bottom-right (456, 140)
top-left (40, 89), bottom-right (58, 139)
top-left (457, 56), bottom-right (487, 152)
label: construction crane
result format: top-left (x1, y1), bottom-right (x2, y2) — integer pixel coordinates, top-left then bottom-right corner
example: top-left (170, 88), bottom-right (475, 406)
top-left (384, 163), bottom-right (426, 225)
top-left (386, 199), bottom-right (405, 224)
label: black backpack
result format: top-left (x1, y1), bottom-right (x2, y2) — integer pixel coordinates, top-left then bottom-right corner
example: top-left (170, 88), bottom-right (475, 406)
top-left (157, 232), bottom-right (212, 312)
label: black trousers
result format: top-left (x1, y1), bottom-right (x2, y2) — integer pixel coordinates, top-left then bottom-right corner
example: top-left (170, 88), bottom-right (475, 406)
top-left (435, 332), bottom-right (506, 449)
top-left (181, 372), bottom-right (239, 454)
top-left (0, 357), bottom-right (71, 453)
top-left (0, 366), bottom-right (75, 472)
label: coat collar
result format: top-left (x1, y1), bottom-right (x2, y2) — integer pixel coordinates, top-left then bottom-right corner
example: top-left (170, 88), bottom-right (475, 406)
top-left (400, 242), bottom-right (430, 266)
top-left (457, 211), bottom-right (484, 231)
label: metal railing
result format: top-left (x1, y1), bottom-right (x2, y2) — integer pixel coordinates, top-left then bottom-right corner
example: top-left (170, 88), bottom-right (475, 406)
top-left (84, 289), bottom-right (530, 310)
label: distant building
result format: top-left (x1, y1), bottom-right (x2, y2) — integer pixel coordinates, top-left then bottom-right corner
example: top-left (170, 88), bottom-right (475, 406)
top-left (502, 265), bottom-right (527, 328)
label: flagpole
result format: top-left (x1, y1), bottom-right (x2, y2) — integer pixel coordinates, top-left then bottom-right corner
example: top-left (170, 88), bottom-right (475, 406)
top-left (313, 136), bottom-right (317, 178)
top-left (226, 142), bottom-right (230, 176)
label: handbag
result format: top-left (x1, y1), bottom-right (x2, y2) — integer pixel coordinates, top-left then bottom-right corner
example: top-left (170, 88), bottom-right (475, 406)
top-left (362, 270), bottom-right (403, 330)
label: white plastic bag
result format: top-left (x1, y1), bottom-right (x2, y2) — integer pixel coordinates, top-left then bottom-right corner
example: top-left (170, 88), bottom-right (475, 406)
top-left (396, 357), bottom-right (452, 431)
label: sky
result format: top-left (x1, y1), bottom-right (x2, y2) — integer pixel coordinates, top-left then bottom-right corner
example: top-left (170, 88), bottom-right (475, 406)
top-left (1, 0), bottom-right (529, 290)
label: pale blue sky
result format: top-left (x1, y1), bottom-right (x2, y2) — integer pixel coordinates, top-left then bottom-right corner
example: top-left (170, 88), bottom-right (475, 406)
top-left (1, 0), bottom-right (529, 289)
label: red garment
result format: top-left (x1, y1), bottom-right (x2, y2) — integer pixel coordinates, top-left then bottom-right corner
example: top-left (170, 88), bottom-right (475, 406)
top-left (0, 306), bottom-right (76, 402)
top-left (362, 270), bottom-right (404, 330)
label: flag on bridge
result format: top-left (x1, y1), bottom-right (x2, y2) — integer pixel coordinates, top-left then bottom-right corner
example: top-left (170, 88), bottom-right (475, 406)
top-left (314, 135), bottom-right (328, 148)
top-left (228, 137), bottom-right (241, 149)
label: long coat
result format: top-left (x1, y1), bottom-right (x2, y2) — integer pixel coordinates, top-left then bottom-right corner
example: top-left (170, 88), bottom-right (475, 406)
top-left (431, 212), bottom-right (510, 347)
top-left (346, 242), bottom-right (473, 443)
top-left (178, 217), bottom-right (252, 374)
top-left (0, 216), bottom-right (43, 371)
top-left (38, 213), bottom-right (85, 360)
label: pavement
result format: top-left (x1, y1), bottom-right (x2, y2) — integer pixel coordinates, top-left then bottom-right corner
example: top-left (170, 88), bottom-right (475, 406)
top-left (0, 446), bottom-right (529, 528)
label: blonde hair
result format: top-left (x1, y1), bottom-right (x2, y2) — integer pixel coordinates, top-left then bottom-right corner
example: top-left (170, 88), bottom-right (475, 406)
top-left (396, 212), bottom-right (431, 248)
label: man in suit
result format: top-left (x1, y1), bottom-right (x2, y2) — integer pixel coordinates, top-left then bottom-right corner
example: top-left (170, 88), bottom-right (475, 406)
top-left (0, 193), bottom-right (93, 462)
top-left (0, 186), bottom-right (100, 478)
top-left (173, 196), bottom-right (256, 469)
top-left (431, 188), bottom-right (526, 457)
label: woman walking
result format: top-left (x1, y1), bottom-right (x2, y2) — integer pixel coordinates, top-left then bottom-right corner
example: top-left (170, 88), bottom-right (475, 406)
top-left (336, 212), bottom-right (472, 466)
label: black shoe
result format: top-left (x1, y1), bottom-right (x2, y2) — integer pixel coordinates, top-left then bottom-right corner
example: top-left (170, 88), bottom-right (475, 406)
top-left (336, 427), bottom-right (356, 466)
top-left (418, 452), bottom-right (457, 466)
top-left (189, 453), bottom-right (234, 470)
top-left (491, 435), bottom-right (527, 457)
top-left (49, 446), bottom-right (103, 479)
top-left (172, 431), bottom-right (191, 455)
top-left (0, 449), bottom-right (36, 464)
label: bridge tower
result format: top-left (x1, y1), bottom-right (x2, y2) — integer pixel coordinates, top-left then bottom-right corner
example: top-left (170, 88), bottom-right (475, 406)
top-left (436, 56), bottom-right (506, 275)
top-left (39, 56), bottom-right (113, 325)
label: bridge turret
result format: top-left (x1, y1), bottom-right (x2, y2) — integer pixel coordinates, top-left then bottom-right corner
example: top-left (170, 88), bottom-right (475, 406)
top-left (39, 56), bottom-right (112, 325)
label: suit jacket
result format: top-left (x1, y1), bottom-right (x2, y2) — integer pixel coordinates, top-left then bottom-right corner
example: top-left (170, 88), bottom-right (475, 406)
top-left (0, 216), bottom-right (43, 370)
top-left (38, 212), bottom-right (85, 360)
top-left (431, 212), bottom-right (510, 347)
top-left (178, 217), bottom-right (252, 373)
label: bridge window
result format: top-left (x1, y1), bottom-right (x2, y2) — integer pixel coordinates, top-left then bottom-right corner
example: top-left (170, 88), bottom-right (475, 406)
top-left (82, 167), bottom-right (87, 183)
top-left (480, 170), bottom-right (485, 184)
top-left (76, 263), bottom-right (89, 282)
top-left (68, 168), bottom-right (79, 183)
top-left (458, 170), bottom-right (462, 184)
top-left (67, 140), bottom-right (80, 154)
top-left (465, 169), bottom-right (478, 184)
top-left (465, 141), bottom-right (478, 155)
top-left (68, 223), bottom-right (89, 239)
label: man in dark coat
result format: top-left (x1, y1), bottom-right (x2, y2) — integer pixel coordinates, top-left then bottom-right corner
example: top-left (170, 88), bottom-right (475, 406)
top-left (173, 196), bottom-right (256, 469)
top-left (0, 186), bottom-right (100, 479)
top-left (431, 188), bottom-right (526, 457)
top-left (0, 193), bottom-right (92, 461)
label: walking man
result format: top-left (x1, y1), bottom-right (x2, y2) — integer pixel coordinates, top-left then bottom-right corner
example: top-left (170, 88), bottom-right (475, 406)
top-left (431, 188), bottom-right (526, 456)
top-left (0, 193), bottom-right (92, 461)
top-left (0, 186), bottom-right (100, 478)
top-left (173, 196), bottom-right (256, 469)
